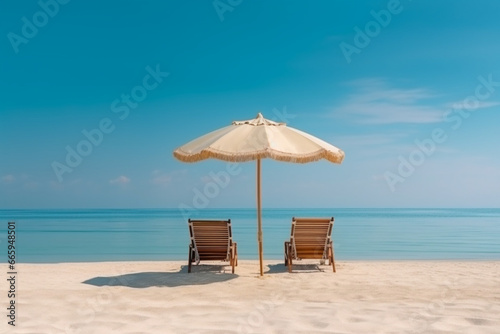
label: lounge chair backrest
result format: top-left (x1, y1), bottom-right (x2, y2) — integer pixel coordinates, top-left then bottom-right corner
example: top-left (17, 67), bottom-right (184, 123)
top-left (188, 219), bottom-right (232, 263)
top-left (290, 217), bottom-right (334, 260)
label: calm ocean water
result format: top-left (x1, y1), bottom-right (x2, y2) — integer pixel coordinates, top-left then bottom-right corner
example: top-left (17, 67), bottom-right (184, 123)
top-left (1, 208), bottom-right (499, 263)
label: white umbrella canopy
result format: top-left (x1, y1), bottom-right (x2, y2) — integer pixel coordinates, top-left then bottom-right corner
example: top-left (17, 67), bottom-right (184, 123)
top-left (174, 113), bottom-right (344, 164)
top-left (173, 113), bottom-right (345, 276)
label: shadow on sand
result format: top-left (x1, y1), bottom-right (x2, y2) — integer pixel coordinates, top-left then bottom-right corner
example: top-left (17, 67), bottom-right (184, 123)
top-left (266, 263), bottom-right (327, 274)
top-left (83, 264), bottom-right (237, 288)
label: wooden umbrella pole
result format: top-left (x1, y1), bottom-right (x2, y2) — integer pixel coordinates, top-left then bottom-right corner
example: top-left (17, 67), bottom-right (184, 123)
top-left (257, 159), bottom-right (263, 276)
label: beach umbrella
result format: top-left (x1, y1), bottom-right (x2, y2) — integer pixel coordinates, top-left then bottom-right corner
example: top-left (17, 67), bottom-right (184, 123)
top-left (173, 113), bottom-right (344, 276)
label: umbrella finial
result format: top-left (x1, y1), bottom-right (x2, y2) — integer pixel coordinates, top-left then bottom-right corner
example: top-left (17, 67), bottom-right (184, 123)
top-left (233, 113), bottom-right (285, 126)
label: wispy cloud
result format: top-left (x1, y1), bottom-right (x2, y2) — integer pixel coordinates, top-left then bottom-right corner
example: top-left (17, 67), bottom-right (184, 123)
top-left (151, 170), bottom-right (171, 185)
top-left (2, 174), bottom-right (41, 189)
top-left (332, 78), bottom-right (444, 124)
top-left (109, 175), bottom-right (130, 185)
top-left (334, 133), bottom-right (410, 147)
top-left (23, 181), bottom-right (40, 190)
top-left (49, 178), bottom-right (83, 190)
top-left (150, 169), bottom-right (187, 186)
top-left (448, 100), bottom-right (500, 110)
top-left (2, 174), bottom-right (15, 183)
top-left (334, 132), bottom-right (424, 159)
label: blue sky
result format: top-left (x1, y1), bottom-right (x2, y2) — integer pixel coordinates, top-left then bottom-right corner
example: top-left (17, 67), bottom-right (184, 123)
top-left (1, 0), bottom-right (499, 209)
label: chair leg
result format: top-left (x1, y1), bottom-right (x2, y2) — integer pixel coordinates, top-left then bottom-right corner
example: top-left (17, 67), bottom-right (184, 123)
top-left (231, 244), bottom-right (236, 274)
top-left (188, 245), bottom-right (193, 273)
top-left (231, 255), bottom-right (235, 274)
top-left (287, 243), bottom-right (293, 273)
top-left (284, 241), bottom-right (288, 266)
top-left (329, 242), bottom-right (336, 273)
top-left (232, 242), bottom-right (238, 267)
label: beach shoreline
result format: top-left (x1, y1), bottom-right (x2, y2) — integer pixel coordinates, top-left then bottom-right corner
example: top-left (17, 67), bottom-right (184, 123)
top-left (3, 260), bottom-right (499, 333)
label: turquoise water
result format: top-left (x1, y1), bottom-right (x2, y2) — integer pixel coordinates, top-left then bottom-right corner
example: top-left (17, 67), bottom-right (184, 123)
top-left (1, 208), bottom-right (499, 263)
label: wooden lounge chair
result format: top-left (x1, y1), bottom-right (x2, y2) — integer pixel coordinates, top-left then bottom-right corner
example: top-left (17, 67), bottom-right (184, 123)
top-left (188, 219), bottom-right (238, 273)
top-left (284, 217), bottom-right (335, 273)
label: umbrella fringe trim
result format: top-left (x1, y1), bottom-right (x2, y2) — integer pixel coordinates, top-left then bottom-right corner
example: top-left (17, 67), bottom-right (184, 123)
top-left (173, 148), bottom-right (345, 164)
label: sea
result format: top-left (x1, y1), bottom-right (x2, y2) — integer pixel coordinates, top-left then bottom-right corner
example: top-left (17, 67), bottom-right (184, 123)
top-left (1, 208), bottom-right (499, 263)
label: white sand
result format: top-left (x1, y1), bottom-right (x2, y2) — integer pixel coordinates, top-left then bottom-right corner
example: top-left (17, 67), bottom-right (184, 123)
top-left (3, 260), bottom-right (500, 334)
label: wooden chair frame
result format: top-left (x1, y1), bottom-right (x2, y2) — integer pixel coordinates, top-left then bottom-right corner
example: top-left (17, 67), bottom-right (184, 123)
top-left (188, 219), bottom-right (238, 273)
top-left (284, 217), bottom-right (335, 273)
